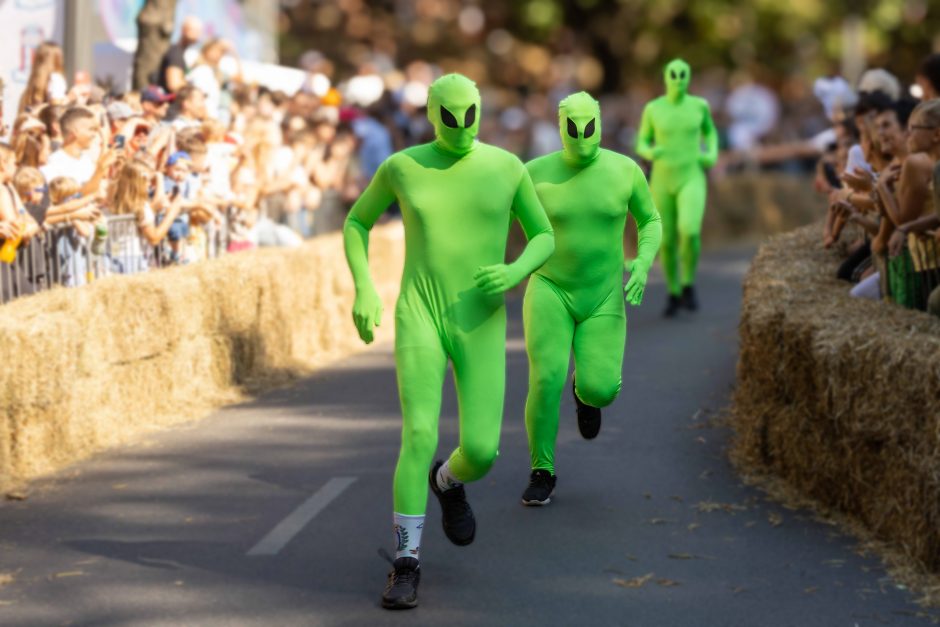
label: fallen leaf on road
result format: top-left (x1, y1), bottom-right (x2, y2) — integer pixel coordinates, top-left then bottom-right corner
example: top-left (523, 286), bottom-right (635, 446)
top-left (626, 555), bottom-right (638, 561)
top-left (695, 501), bottom-right (747, 514)
top-left (0, 574), bottom-right (14, 587)
top-left (648, 518), bottom-right (676, 525)
top-left (668, 553), bottom-right (695, 560)
top-left (823, 559), bottom-right (846, 568)
top-left (112, 484), bottom-right (128, 490)
top-left (657, 578), bottom-right (680, 587)
top-left (732, 586), bottom-right (746, 595)
top-left (745, 521), bottom-right (757, 528)
top-left (670, 495), bottom-right (684, 503)
top-left (699, 470), bottom-right (713, 479)
top-left (5, 491), bottom-right (27, 501)
top-left (768, 512), bottom-right (783, 527)
top-left (696, 437), bottom-right (707, 445)
top-left (54, 571), bottom-right (84, 578)
top-left (687, 523), bottom-right (701, 531)
top-left (0, 601), bottom-right (14, 606)
top-left (613, 573), bottom-right (654, 588)
top-left (804, 587), bottom-right (819, 594)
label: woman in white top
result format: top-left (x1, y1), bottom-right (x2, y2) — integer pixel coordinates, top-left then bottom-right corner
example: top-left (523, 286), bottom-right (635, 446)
top-left (186, 39), bottom-right (229, 122)
top-left (17, 41), bottom-right (67, 114)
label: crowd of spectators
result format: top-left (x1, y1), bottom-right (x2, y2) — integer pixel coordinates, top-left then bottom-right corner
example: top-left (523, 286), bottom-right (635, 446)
top-left (816, 53), bottom-right (940, 316)
top-left (0, 16), bottom-right (415, 301)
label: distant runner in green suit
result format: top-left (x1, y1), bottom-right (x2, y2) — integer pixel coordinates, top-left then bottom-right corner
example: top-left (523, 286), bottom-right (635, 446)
top-left (636, 58), bottom-right (718, 317)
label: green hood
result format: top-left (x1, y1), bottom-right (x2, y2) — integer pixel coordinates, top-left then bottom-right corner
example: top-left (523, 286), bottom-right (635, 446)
top-left (558, 91), bottom-right (601, 166)
top-left (664, 59), bottom-right (691, 102)
top-left (427, 73), bottom-right (481, 156)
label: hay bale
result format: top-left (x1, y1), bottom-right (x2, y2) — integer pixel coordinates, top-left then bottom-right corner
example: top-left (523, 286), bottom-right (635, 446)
top-left (0, 223), bottom-right (405, 490)
top-left (733, 223), bottom-right (940, 578)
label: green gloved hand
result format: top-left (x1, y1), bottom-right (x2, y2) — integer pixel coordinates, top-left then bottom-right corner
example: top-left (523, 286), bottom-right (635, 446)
top-left (624, 263), bottom-right (648, 306)
top-left (352, 283), bottom-right (383, 344)
top-left (474, 264), bottom-right (520, 294)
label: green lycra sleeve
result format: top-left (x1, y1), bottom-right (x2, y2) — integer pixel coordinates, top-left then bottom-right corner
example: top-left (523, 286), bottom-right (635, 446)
top-left (635, 104), bottom-right (656, 162)
top-left (628, 163), bottom-right (662, 276)
top-left (507, 167), bottom-right (555, 287)
top-left (343, 161), bottom-right (396, 343)
top-left (699, 101), bottom-right (719, 168)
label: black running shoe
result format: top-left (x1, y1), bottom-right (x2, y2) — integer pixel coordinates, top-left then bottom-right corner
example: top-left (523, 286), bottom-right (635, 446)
top-left (681, 285), bottom-right (698, 311)
top-left (572, 378), bottom-right (601, 439)
top-left (663, 294), bottom-right (682, 318)
top-left (429, 460), bottom-right (476, 546)
top-left (381, 557), bottom-right (420, 610)
top-left (521, 469), bottom-right (557, 506)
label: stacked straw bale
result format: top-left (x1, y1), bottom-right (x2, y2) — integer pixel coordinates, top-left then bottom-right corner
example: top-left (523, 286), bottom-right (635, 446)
top-left (0, 223), bottom-right (405, 490)
top-left (733, 223), bottom-right (940, 572)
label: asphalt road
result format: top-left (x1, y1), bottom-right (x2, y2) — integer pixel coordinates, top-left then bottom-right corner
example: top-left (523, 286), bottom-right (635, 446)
top-left (1, 248), bottom-right (937, 627)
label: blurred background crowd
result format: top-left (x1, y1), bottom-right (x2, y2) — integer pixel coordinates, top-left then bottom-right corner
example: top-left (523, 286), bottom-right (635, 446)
top-left (1, 0), bottom-right (939, 307)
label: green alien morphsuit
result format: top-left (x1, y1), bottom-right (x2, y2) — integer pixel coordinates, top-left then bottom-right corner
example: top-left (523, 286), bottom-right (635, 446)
top-left (636, 59), bottom-right (718, 313)
top-left (522, 92), bottom-right (662, 477)
top-left (344, 74), bottom-right (554, 534)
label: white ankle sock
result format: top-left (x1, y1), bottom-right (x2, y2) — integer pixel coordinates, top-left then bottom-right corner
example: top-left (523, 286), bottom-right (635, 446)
top-left (393, 513), bottom-right (424, 561)
top-left (435, 460), bottom-right (462, 491)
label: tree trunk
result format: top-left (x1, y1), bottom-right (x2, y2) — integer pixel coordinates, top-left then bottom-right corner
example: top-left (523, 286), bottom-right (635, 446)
top-left (132, 0), bottom-right (178, 90)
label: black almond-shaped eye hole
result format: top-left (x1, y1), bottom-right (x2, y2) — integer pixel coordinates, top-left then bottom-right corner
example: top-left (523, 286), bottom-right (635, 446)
top-left (670, 70), bottom-right (677, 80)
top-left (566, 117), bottom-right (578, 138)
top-left (583, 118), bottom-right (596, 138)
top-left (679, 70), bottom-right (686, 79)
top-left (464, 104), bottom-right (476, 128)
top-left (440, 106), bottom-right (459, 128)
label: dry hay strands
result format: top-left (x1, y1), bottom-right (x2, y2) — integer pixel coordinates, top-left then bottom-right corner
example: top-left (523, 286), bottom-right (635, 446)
top-left (732, 223), bottom-right (940, 598)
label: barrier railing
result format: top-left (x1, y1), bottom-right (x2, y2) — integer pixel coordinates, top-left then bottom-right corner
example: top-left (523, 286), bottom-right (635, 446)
top-left (0, 214), bottom-right (230, 305)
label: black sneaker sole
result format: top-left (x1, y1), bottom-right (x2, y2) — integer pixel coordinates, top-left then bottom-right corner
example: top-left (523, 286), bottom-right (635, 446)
top-left (381, 597), bottom-right (418, 610)
top-left (521, 493), bottom-right (553, 507)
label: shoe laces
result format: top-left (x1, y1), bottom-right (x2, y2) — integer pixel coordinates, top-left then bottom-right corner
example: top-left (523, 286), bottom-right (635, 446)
top-left (528, 470), bottom-right (552, 490)
top-left (440, 484), bottom-right (471, 515)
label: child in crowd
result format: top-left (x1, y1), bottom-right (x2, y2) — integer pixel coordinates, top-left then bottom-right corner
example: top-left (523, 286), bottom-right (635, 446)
top-left (109, 160), bottom-right (183, 273)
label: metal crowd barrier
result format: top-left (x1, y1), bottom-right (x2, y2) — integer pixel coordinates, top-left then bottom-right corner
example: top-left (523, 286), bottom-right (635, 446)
top-left (0, 214), bottom-right (231, 306)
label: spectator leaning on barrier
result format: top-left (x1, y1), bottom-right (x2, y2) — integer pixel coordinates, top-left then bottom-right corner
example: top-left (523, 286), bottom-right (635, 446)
top-left (109, 160), bottom-right (183, 274)
top-left (873, 98), bottom-right (921, 308)
top-left (886, 99), bottom-right (940, 308)
top-left (41, 107), bottom-right (116, 197)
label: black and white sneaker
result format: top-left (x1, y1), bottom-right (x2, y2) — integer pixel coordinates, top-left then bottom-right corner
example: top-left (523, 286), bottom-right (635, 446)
top-left (381, 556), bottom-right (420, 610)
top-left (681, 285), bottom-right (698, 311)
top-left (663, 294), bottom-right (682, 318)
top-left (429, 460), bottom-right (476, 546)
top-left (573, 378), bottom-right (601, 439)
top-left (521, 469), bottom-right (557, 506)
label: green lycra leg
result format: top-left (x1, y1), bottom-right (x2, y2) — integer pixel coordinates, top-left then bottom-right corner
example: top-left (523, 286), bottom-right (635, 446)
top-left (653, 178), bottom-right (681, 297)
top-left (572, 286), bottom-right (626, 409)
top-left (444, 306), bottom-right (507, 483)
top-left (677, 171), bottom-right (707, 288)
top-left (392, 309), bottom-right (447, 516)
top-left (523, 275), bottom-right (576, 474)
